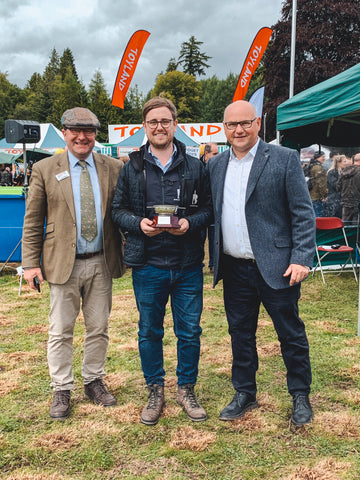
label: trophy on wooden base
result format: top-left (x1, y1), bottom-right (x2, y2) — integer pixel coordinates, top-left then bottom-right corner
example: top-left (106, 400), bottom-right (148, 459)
top-left (148, 205), bottom-right (184, 228)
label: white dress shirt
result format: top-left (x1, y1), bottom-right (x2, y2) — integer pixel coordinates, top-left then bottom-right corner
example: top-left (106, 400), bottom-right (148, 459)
top-left (222, 139), bottom-right (260, 259)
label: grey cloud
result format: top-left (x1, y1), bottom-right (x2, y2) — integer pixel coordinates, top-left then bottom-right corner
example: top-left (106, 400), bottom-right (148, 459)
top-left (0, 0), bottom-right (283, 95)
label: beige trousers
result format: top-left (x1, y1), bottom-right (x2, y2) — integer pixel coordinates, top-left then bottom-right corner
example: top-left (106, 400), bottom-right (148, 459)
top-left (47, 254), bottom-right (112, 391)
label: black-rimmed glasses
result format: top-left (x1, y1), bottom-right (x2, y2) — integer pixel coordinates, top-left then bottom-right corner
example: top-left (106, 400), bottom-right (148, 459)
top-left (65, 127), bottom-right (97, 136)
top-left (224, 118), bottom-right (257, 130)
top-left (145, 119), bottom-right (173, 129)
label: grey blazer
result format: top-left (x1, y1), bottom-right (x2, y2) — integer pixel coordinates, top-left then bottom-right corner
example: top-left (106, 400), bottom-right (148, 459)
top-left (208, 139), bottom-right (316, 290)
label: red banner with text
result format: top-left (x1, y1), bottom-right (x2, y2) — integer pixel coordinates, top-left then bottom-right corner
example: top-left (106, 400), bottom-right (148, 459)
top-left (112, 30), bottom-right (150, 109)
top-left (233, 27), bottom-right (273, 102)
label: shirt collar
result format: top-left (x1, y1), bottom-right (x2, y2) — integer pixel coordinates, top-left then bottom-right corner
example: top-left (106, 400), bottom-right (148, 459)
top-left (230, 137), bottom-right (260, 162)
top-left (146, 143), bottom-right (178, 172)
top-left (68, 151), bottom-right (95, 168)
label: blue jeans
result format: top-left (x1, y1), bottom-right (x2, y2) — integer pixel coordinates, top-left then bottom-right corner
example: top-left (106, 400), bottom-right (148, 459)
top-left (132, 264), bottom-right (203, 386)
top-left (312, 200), bottom-right (324, 217)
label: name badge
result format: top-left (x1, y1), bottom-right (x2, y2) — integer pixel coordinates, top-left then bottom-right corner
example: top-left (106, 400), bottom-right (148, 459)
top-left (56, 171), bottom-right (70, 181)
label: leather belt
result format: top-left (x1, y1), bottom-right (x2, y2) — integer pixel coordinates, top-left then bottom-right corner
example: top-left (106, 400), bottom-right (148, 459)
top-left (75, 250), bottom-right (103, 260)
top-left (237, 257), bottom-right (256, 264)
top-left (224, 254), bottom-right (256, 264)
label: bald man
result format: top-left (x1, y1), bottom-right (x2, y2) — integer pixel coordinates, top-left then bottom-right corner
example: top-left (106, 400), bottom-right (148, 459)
top-left (208, 100), bottom-right (316, 426)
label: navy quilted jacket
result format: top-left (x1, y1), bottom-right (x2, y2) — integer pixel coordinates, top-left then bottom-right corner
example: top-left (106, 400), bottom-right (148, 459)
top-left (111, 139), bottom-right (213, 267)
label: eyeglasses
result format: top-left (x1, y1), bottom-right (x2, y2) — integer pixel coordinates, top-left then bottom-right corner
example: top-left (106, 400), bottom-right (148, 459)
top-left (65, 127), bottom-right (97, 136)
top-left (145, 119), bottom-right (173, 129)
top-left (224, 118), bottom-right (257, 130)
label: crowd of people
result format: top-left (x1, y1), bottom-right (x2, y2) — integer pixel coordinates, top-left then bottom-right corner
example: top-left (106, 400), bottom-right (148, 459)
top-left (20, 98), bottom-right (326, 430)
top-left (305, 150), bottom-right (360, 222)
top-left (0, 165), bottom-right (25, 186)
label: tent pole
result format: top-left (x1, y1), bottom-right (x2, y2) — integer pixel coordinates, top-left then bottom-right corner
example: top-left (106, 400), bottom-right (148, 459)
top-left (22, 143), bottom-right (29, 200)
top-left (358, 278), bottom-right (360, 336)
top-left (289, 0), bottom-right (297, 98)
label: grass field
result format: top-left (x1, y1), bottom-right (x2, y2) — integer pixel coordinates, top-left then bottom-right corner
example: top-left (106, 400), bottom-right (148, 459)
top-left (0, 265), bottom-right (360, 479)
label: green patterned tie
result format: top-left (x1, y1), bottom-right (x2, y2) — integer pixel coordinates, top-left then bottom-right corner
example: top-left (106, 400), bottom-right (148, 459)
top-left (79, 160), bottom-right (97, 242)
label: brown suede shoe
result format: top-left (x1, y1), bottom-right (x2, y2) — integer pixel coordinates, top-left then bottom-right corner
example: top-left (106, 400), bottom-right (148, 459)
top-left (140, 384), bottom-right (165, 426)
top-left (50, 390), bottom-right (71, 420)
top-left (177, 384), bottom-right (207, 422)
top-left (84, 379), bottom-right (116, 406)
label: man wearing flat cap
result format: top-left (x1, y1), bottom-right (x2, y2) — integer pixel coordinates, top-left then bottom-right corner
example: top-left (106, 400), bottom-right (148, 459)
top-left (22, 107), bottom-right (125, 419)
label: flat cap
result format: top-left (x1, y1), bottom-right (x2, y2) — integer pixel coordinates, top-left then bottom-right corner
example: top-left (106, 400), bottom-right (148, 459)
top-left (61, 107), bottom-right (100, 128)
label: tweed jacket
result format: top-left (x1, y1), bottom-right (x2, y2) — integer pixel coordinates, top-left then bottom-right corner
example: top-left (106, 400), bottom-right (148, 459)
top-left (208, 139), bottom-right (316, 290)
top-left (22, 151), bottom-right (125, 284)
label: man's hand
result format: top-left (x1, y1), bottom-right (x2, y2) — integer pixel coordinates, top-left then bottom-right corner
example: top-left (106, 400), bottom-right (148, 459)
top-left (23, 267), bottom-right (44, 291)
top-left (140, 218), bottom-right (166, 237)
top-left (283, 264), bottom-right (310, 286)
top-left (165, 218), bottom-right (189, 236)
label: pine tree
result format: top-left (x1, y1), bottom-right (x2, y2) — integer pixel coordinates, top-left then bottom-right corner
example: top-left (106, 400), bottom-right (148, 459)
top-left (88, 70), bottom-right (111, 142)
top-left (37, 48), bottom-right (60, 123)
top-left (177, 36), bottom-right (211, 77)
top-left (263, 0), bottom-right (360, 139)
top-left (49, 70), bottom-right (87, 127)
top-left (166, 57), bottom-right (178, 73)
top-left (59, 48), bottom-right (79, 81)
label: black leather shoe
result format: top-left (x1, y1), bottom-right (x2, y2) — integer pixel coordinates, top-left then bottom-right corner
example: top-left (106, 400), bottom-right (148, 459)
top-left (219, 392), bottom-right (258, 421)
top-left (291, 394), bottom-right (313, 426)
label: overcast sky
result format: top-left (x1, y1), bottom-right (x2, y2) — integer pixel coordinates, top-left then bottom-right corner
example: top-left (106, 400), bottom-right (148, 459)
top-left (0, 0), bottom-right (285, 97)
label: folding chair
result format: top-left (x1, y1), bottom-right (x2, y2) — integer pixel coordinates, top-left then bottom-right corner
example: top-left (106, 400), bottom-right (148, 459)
top-left (313, 217), bottom-right (358, 284)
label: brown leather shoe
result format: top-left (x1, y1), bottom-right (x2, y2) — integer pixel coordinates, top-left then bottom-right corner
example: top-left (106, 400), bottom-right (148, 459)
top-left (140, 384), bottom-right (165, 425)
top-left (50, 390), bottom-right (71, 419)
top-left (177, 384), bottom-right (207, 422)
top-left (84, 379), bottom-right (116, 406)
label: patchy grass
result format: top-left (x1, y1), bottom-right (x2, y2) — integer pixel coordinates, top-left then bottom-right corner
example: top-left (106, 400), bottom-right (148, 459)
top-left (0, 264), bottom-right (360, 479)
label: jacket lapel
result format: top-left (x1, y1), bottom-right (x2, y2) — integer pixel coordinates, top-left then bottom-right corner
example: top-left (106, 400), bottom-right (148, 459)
top-left (56, 153), bottom-right (75, 221)
top-left (246, 139), bottom-right (270, 203)
top-left (215, 150), bottom-right (230, 213)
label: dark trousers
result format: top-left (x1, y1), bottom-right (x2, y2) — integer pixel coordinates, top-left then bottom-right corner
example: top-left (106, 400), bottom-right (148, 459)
top-left (222, 255), bottom-right (312, 397)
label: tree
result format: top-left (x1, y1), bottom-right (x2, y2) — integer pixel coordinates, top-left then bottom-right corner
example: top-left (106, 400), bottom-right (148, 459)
top-left (43, 48), bottom-right (60, 85)
top-left (88, 70), bottom-right (111, 142)
top-left (263, 0), bottom-right (360, 139)
top-left (35, 48), bottom-right (60, 123)
top-left (59, 48), bottom-right (79, 81)
top-left (151, 71), bottom-right (202, 122)
top-left (177, 36), bottom-right (211, 77)
top-left (0, 73), bottom-right (25, 138)
top-left (12, 73), bottom-right (44, 121)
top-left (199, 74), bottom-right (238, 122)
top-left (166, 57), bottom-right (178, 73)
top-left (48, 70), bottom-right (88, 127)
top-left (108, 85), bottom-right (145, 127)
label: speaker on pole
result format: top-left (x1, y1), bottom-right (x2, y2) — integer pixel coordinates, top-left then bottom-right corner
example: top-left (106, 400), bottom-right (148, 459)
top-left (5, 120), bottom-right (40, 144)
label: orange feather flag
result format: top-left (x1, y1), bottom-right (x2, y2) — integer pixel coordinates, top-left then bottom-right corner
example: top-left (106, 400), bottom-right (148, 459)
top-left (233, 27), bottom-right (273, 102)
top-left (112, 30), bottom-right (150, 109)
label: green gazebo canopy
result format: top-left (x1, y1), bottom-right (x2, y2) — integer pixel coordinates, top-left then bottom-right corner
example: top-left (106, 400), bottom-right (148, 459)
top-left (277, 63), bottom-right (360, 149)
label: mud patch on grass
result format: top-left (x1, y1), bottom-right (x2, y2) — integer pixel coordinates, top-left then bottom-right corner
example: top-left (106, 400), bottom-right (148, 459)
top-left (314, 411), bottom-right (360, 437)
top-left (169, 425), bottom-right (216, 451)
top-left (280, 457), bottom-right (351, 480)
